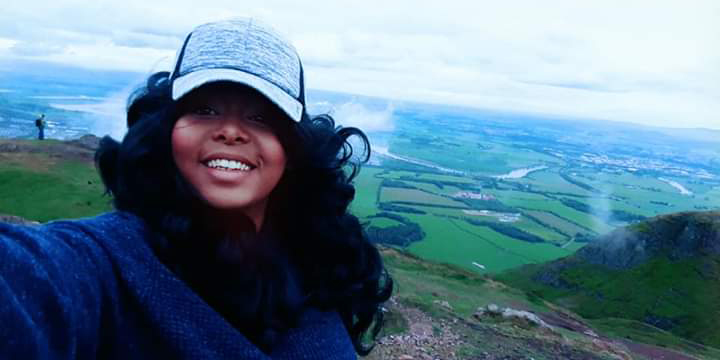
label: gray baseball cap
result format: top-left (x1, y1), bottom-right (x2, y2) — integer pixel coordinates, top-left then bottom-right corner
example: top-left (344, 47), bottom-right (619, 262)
top-left (169, 18), bottom-right (305, 122)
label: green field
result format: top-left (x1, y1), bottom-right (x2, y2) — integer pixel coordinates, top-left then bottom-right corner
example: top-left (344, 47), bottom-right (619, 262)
top-left (367, 217), bottom-right (404, 228)
top-left (510, 217), bottom-right (569, 244)
top-left (407, 182), bottom-right (465, 197)
top-left (349, 166), bottom-right (385, 218)
top-left (380, 187), bottom-right (468, 208)
top-left (482, 188), bottom-right (550, 205)
top-left (412, 173), bottom-right (476, 184)
top-left (388, 135), bottom-right (561, 175)
top-left (515, 169), bottom-right (592, 196)
top-left (406, 214), bottom-right (573, 273)
top-left (525, 210), bottom-right (594, 237)
top-left (513, 199), bottom-right (613, 234)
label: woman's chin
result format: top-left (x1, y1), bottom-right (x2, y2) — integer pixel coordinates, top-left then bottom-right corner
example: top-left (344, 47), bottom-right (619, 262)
top-left (200, 197), bottom-right (268, 231)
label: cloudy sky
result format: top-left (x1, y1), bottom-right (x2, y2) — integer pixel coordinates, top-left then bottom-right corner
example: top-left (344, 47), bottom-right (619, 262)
top-left (1, 0), bottom-right (718, 129)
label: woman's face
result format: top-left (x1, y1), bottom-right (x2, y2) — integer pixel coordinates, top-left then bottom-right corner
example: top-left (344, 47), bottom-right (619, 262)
top-left (172, 83), bottom-right (288, 231)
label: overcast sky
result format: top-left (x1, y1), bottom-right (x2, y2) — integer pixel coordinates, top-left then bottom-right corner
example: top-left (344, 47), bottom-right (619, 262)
top-left (1, 0), bottom-right (718, 130)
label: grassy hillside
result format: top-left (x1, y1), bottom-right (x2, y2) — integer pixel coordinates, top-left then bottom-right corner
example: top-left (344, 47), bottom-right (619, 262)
top-left (0, 138), bottom-right (112, 222)
top-left (497, 212), bottom-right (720, 352)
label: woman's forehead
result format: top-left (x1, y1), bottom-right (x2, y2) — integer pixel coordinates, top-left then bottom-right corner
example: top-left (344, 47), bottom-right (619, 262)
top-left (182, 82), bottom-right (272, 106)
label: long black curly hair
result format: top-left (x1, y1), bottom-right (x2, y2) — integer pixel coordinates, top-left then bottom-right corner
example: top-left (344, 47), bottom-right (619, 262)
top-left (95, 71), bottom-right (393, 355)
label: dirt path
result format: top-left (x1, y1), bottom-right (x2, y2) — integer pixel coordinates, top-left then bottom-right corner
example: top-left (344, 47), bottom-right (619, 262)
top-left (368, 301), bottom-right (464, 360)
top-left (619, 340), bottom-right (699, 360)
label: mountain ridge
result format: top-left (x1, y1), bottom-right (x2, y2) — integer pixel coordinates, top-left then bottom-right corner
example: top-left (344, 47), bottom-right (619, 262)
top-left (498, 211), bottom-right (720, 349)
top-left (576, 211), bottom-right (720, 269)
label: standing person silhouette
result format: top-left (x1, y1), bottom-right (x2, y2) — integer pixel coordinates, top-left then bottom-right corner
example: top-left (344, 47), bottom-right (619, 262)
top-left (35, 113), bottom-right (46, 140)
top-left (0, 18), bottom-right (392, 359)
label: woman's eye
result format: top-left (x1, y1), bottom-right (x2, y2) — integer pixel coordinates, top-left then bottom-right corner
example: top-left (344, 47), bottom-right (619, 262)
top-left (247, 115), bottom-right (265, 123)
top-left (192, 106), bottom-right (218, 116)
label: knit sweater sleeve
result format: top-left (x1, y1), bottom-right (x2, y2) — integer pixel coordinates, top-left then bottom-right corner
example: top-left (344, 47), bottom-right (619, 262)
top-left (270, 309), bottom-right (357, 359)
top-left (0, 220), bottom-right (110, 358)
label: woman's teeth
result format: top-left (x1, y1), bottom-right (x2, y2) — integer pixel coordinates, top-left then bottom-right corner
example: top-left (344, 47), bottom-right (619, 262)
top-left (206, 159), bottom-right (252, 171)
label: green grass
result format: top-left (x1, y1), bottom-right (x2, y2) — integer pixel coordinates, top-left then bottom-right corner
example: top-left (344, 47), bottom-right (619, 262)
top-left (375, 169), bottom-right (421, 180)
top-left (388, 137), bottom-right (561, 175)
top-left (580, 171), bottom-right (719, 215)
top-left (510, 217), bottom-right (569, 244)
top-left (516, 170), bottom-right (593, 196)
top-left (403, 205), bottom-right (464, 217)
top-left (589, 318), bottom-right (720, 360)
top-left (0, 158), bottom-right (112, 222)
top-left (413, 173), bottom-right (476, 184)
top-left (498, 255), bottom-right (720, 349)
top-left (451, 219), bottom-right (573, 263)
top-left (515, 199), bottom-right (613, 234)
top-left (406, 213), bottom-right (528, 273)
top-left (382, 247), bottom-right (549, 318)
top-left (380, 187), bottom-right (468, 207)
top-left (367, 217), bottom-right (404, 228)
top-left (525, 210), bottom-right (595, 237)
top-left (406, 182), bottom-right (465, 197)
top-left (350, 166), bottom-right (384, 218)
top-left (406, 213), bottom-right (573, 273)
top-left (482, 188), bottom-right (551, 206)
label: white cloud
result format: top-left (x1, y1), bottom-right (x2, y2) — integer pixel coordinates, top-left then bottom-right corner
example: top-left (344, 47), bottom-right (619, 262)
top-left (0, 37), bottom-right (18, 50)
top-left (10, 41), bottom-right (65, 56)
top-left (331, 101), bottom-right (395, 133)
top-left (0, 0), bottom-right (718, 129)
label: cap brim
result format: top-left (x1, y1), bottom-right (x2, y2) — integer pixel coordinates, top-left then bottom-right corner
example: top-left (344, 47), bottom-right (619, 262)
top-left (172, 68), bottom-right (303, 122)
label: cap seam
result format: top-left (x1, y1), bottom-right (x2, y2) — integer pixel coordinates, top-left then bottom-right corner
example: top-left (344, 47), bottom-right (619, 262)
top-left (243, 18), bottom-right (252, 69)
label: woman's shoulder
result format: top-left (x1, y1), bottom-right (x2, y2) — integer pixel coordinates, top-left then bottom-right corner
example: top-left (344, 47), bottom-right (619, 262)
top-left (53, 210), bottom-right (148, 233)
top-left (59, 211), bottom-right (150, 241)
top-left (0, 211), bottom-right (147, 237)
top-left (0, 211), bottom-right (152, 271)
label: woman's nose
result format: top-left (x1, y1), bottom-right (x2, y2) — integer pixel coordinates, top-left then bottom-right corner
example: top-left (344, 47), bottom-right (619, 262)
top-left (212, 117), bottom-right (251, 144)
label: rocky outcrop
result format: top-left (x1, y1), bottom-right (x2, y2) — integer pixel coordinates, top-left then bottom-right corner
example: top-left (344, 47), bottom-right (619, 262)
top-left (67, 134), bottom-right (101, 150)
top-left (371, 300), bottom-right (464, 360)
top-left (576, 212), bottom-right (720, 269)
top-left (0, 214), bottom-right (39, 225)
top-left (0, 135), bottom-right (100, 162)
top-left (473, 303), bottom-right (554, 330)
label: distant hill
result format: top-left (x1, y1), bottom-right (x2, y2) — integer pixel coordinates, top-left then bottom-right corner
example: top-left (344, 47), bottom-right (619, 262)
top-left (498, 211), bottom-right (720, 349)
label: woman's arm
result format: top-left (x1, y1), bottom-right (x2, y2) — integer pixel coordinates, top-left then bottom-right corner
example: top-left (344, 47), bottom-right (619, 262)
top-left (0, 221), bottom-right (107, 358)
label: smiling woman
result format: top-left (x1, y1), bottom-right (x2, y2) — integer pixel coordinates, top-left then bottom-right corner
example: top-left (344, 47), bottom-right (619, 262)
top-left (0, 18), bottom-right (392, 359)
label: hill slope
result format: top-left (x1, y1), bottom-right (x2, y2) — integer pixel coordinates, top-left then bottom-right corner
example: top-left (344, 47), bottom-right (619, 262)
top-left (498, 212), bottom-right (720, 350)
top-left (0, 136), bottom-right (111, 221)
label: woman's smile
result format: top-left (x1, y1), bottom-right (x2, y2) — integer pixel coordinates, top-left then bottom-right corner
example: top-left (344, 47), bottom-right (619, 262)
top-left (202, 152), bottom-right (258, 180)
top-left (171, 83), bottom-right (289, 230)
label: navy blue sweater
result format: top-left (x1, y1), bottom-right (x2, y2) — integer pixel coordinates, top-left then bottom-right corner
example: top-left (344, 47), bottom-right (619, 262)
top-left (0, 212), bottom-right (356, 359)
